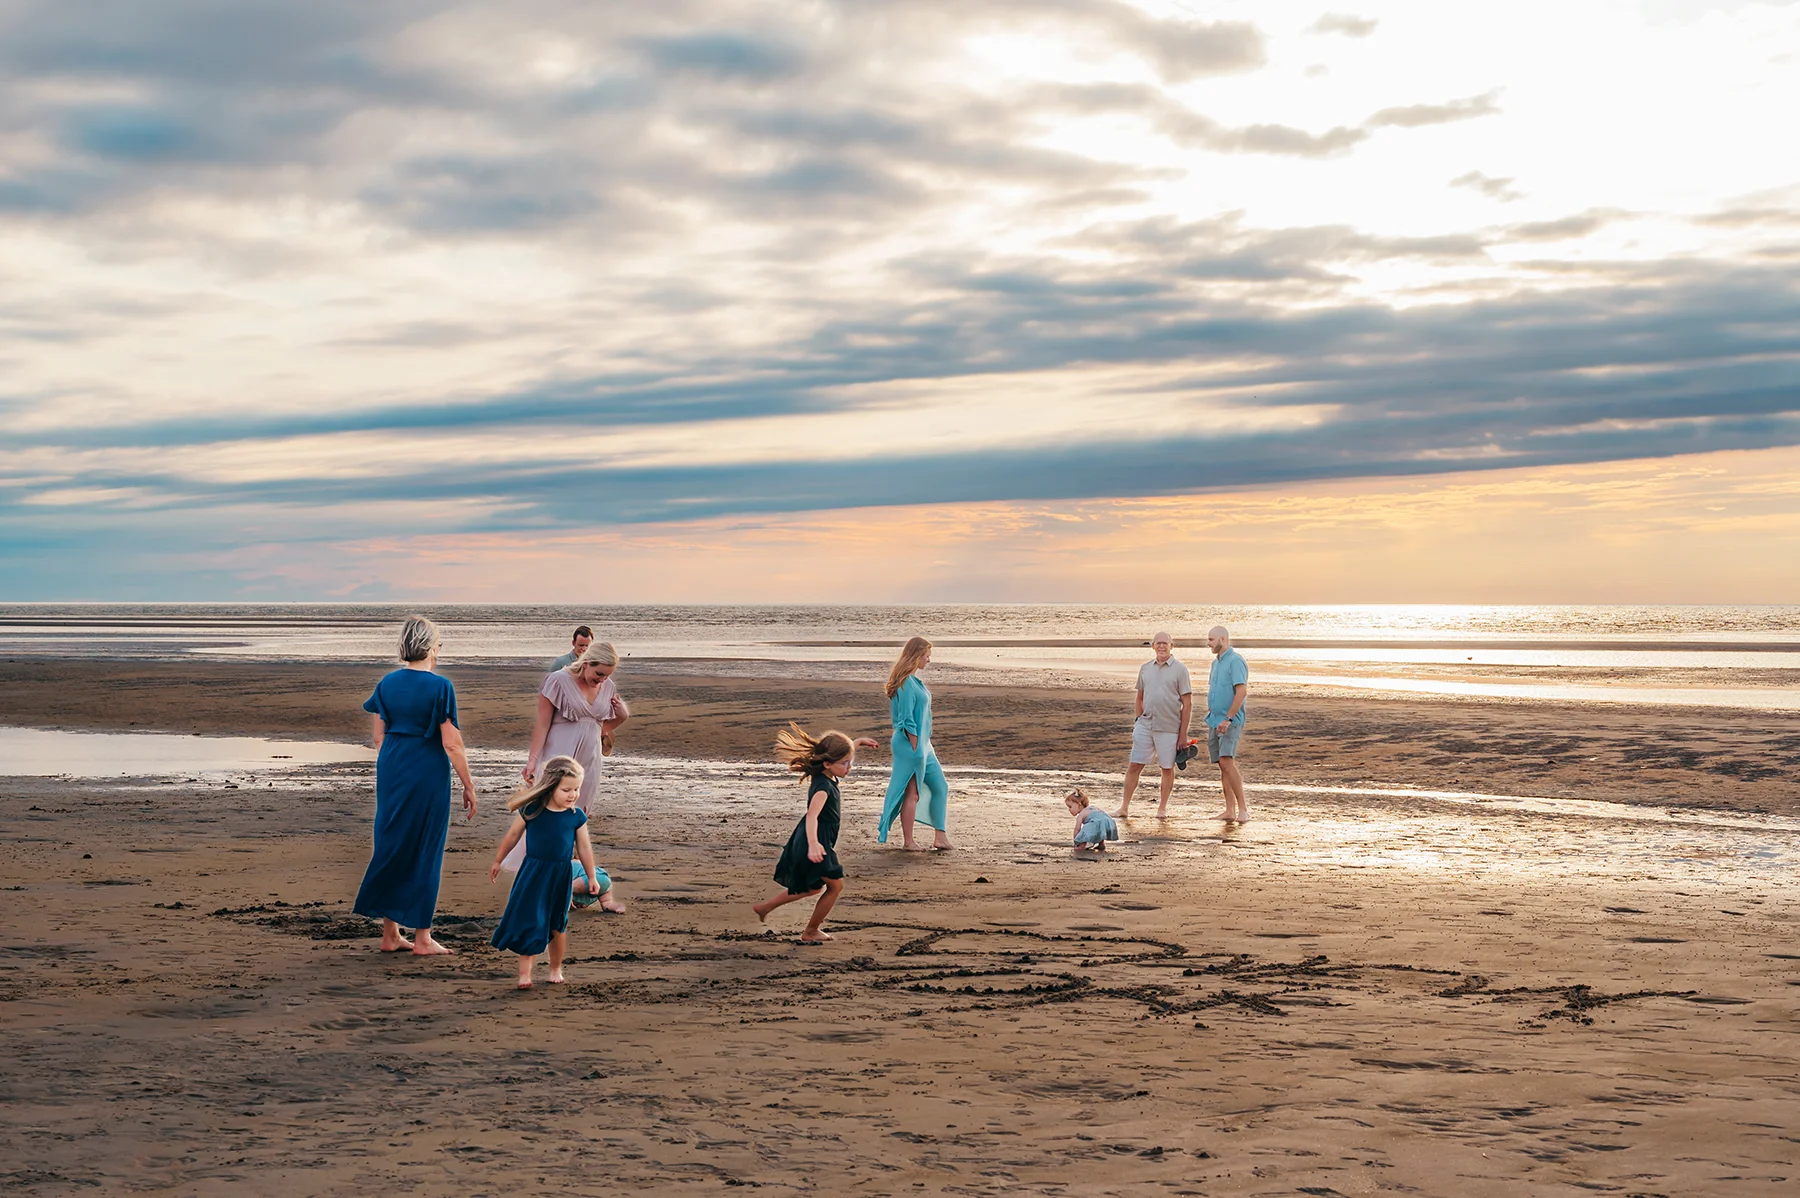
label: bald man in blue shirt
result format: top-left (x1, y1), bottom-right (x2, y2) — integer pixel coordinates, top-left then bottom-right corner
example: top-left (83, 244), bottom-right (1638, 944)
top-left (1206, 625), bottom-right (1249, 822)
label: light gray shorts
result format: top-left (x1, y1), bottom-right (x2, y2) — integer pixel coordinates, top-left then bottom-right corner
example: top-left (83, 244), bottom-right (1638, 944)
top-left (1130, 718), bottom-right (1177, 769)
top-left (1208, 723), bottom-right (1244, 762)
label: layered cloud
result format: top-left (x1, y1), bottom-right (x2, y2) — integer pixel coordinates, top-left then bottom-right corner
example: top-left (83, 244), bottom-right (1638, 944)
top-left (1, 0), bottom-right (1798, 597)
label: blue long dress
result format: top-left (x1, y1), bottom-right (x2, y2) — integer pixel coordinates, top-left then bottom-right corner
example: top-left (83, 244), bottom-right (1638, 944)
top-left (492, 807), bottom-right (587, 955)
top-left (353, 668), bottom-right (459, 931)
top-left (878, 673), bottom-right (949, 843)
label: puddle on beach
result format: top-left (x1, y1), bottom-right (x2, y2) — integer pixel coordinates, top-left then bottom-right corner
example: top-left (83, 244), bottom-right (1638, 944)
top-left (7, 733), bottom-right (1797, 896)
top-left (0, 726), bottom-right (373, 778)
top-left (548, 753), bottom-right (1800, 894)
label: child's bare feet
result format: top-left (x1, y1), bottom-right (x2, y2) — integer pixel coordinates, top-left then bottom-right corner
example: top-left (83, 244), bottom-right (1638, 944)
top-left (600, 896), bottom-right (626, 914)
top-left (751, 900), bottom-right (772, 922)
top-left (547, 968), bottom-right (566, 984)
top-left (799, 930), bottom-right (835, 944)
top-left (411, 932), bottom-right (454, 956)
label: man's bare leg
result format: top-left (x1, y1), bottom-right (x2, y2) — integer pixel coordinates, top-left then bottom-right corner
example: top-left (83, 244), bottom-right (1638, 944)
top-left (1116, 762), bottom-right (1146, 818)
top-left (1155, 767), bottom-right (1175, 817)
top-left (1218, 756), bottom-right (1248, 821)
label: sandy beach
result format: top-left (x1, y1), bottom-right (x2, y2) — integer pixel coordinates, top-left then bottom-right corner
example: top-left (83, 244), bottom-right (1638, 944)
top-left (3, 660), bottom-right (1799, 1195)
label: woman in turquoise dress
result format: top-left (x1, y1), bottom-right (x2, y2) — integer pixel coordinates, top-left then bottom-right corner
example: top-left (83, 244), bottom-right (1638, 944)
top-left (877, 636), bottom-right (953, 850)
top-left (353, 616), bottom-right (478, 955)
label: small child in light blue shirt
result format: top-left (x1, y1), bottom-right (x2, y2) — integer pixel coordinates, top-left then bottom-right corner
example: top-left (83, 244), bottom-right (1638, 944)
top-left (1066, 788), bottom-right (1119, 851)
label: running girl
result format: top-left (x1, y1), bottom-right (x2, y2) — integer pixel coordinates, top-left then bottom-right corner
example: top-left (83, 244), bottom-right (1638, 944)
top-left (752, 723), bottom-right (878, 944)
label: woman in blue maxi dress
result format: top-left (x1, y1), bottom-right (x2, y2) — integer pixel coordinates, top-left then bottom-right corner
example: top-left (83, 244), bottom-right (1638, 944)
top-left (878, 637), bottom-right (952, 850)
top-left (353, 616), bottom-right (478, 955)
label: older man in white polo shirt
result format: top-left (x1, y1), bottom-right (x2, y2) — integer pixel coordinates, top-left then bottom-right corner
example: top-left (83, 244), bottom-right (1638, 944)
top-left (1115, 630), bottom-right (1193, 820)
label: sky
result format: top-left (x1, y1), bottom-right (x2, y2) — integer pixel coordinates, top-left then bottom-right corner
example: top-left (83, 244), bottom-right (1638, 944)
top-left (2, 0), bottom-right (1797, 602)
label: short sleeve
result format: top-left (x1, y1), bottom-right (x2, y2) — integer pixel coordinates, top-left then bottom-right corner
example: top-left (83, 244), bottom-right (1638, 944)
top-left (809, 773), bottom-right (832, 801)
top-left (1231, 657), bottom-right (1249, 686)
top-left (440, 676), bottom-right (460, 728)
top-left (539, 671), bottom-right (587, 722)
top-left (573, 809), bottom-right (588, 830)
top-left (1177, 664), bottom-right (1193, 695)
top-left (362, 676), bottom-right (387, 719)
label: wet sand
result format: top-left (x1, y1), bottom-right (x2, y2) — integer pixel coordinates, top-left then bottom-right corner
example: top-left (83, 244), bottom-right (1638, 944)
top-left (2, 660), bottom-right (1799, 1195)
top-left (3, 658), bottom-right (1799, 817)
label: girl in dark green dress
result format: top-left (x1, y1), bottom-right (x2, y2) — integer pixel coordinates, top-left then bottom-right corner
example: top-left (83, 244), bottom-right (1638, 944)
top-left (752, 723), bottom-right (878, 944)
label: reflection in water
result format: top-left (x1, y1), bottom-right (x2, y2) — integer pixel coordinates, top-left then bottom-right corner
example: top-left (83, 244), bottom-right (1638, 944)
top-left (0, 726), bottom-right (373, 778)
top-left (468, 753), bottom-right (1800, 894)
top-left (9, 740), bottom-right (1795, 898)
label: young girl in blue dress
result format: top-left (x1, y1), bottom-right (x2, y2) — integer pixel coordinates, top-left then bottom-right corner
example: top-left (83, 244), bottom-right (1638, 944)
top-left (488, 756), bottom-right (601, 989)
top-left (752, 723), bottom-right (878, 944)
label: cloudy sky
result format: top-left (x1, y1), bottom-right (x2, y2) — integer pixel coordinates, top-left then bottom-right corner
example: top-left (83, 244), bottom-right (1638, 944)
top-left (3, 0), bottom-right (1798, 601)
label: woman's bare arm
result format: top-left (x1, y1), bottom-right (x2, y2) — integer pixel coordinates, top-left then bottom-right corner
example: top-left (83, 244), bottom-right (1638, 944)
top-left (370, 713), bottom-right (385, 750)
top-left (523, 694), bottom-right (553, 779)
top-left (441, 719), bottom-right (477, 820)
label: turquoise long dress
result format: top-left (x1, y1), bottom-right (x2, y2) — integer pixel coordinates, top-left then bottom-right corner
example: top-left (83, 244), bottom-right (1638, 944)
top-left (878, 674), bottom-right (949, 843)
top-left (354, 668), bottom-right (458, 930)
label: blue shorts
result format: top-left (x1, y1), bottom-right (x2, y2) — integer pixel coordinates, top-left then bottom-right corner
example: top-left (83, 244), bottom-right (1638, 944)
top-left (1208, 723), bottom-right (1244, 761)
top-left (570, 861), bottom-right (612, 908)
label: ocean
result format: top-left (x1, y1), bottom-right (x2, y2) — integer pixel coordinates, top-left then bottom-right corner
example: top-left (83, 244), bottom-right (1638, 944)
top-left (4, 603), bottom-right (1798, 712)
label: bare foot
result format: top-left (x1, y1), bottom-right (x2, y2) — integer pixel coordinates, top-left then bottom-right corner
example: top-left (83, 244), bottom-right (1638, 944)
top-left (932, 837), bottom-right (955, 851)
top-left (380, 935), bottom-right (415, 952)
top-left (1155, 807), bottom-right (1169, 819)
top-left (600, 897), bottom-right (627, 914)
top-left (515, 980), bottom-right (533, 990)
top-left (1212, 810), bottom-right (1234, 821)
top-left (751, 902), bottom-right (771, 923)
top-left (547, 969), bottom-right (565, 984)
top-left (799, 931), bottom-right (835, 944)
top-left (1113, 809), bottom-right (1130, 819)
top-left (411, 933), bottom-right (455, 956)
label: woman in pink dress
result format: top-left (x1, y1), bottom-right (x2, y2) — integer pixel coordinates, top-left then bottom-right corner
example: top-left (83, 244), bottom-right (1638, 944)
top-left (499, 642), bottom-right (629, 908)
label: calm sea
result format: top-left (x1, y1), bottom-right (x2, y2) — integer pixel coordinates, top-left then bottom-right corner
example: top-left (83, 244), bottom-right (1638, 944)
top-left (3, 603), bottom-right (1798, 712)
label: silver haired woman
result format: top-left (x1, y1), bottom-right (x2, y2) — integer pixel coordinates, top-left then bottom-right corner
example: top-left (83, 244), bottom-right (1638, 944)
top-left (352, 615), bottom-right (478, 955)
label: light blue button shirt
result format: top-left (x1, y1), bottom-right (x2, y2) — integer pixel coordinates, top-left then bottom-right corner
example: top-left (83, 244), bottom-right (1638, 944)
top-left (1207, 648), bottom-right (1248, 727)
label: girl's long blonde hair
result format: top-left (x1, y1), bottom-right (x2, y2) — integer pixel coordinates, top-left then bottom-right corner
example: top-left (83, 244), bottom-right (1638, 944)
top-left (508, 755), bottom-right (584, 820)
top-left (884, 635), bottom-right (932, 699)
top-left (774, 722), bottom-right (854, 776)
